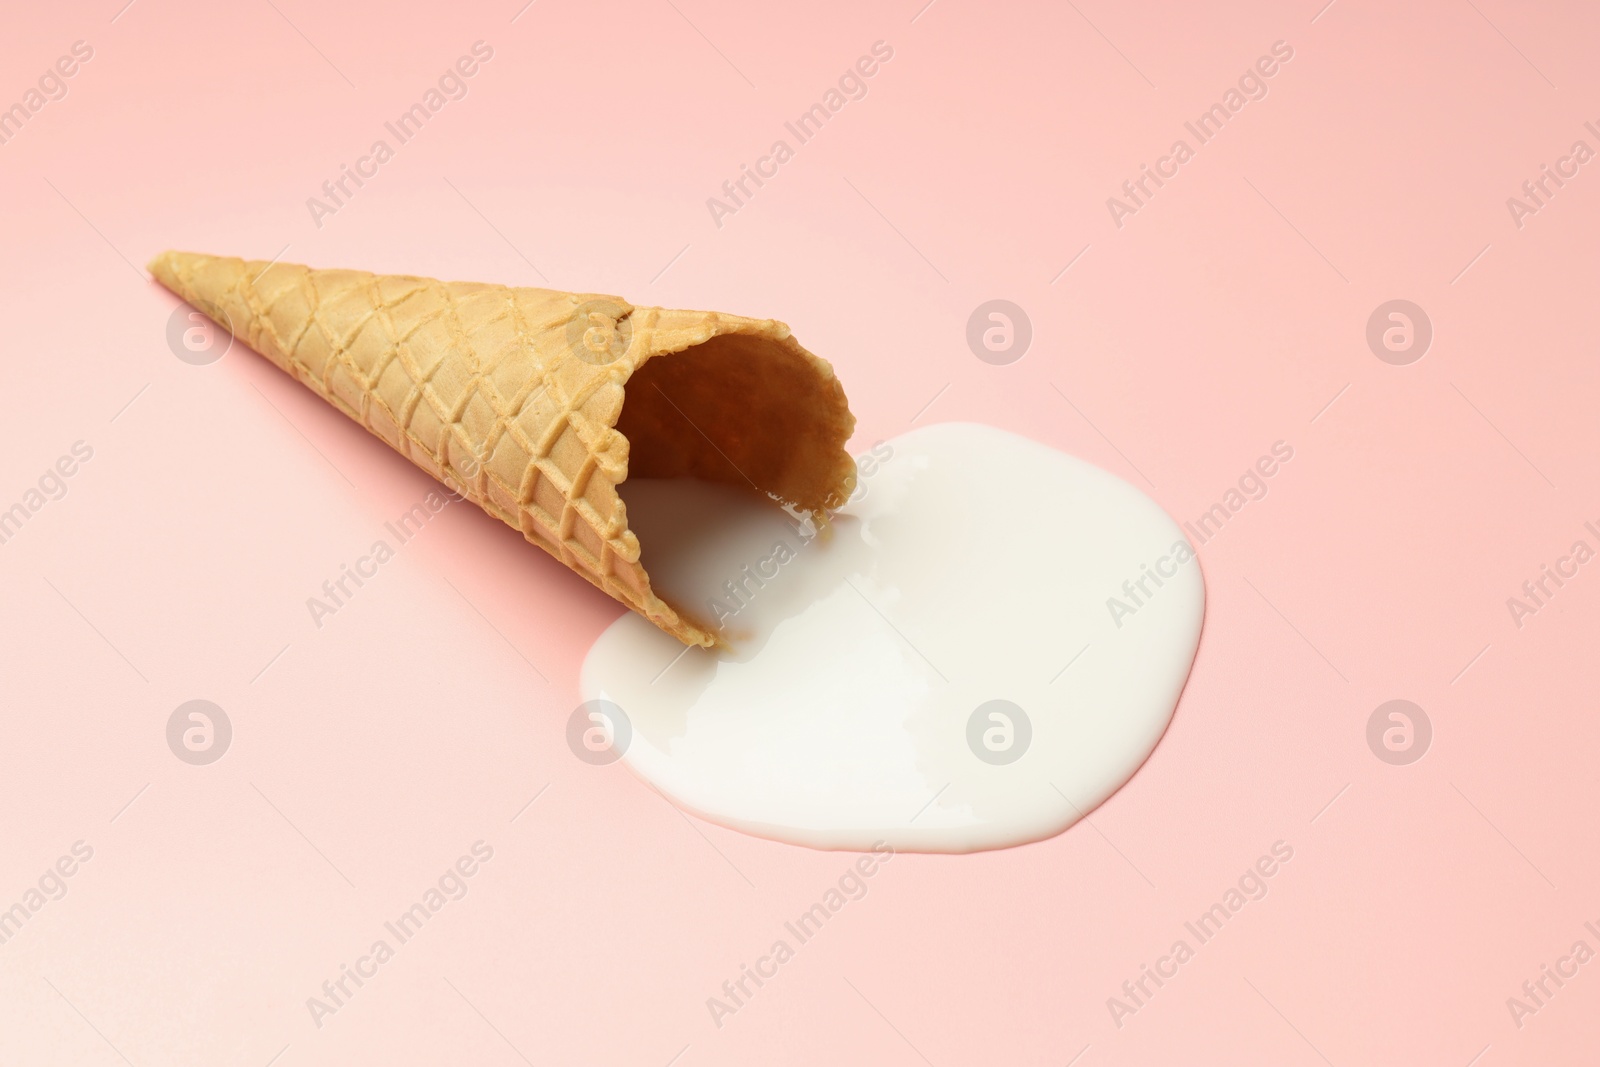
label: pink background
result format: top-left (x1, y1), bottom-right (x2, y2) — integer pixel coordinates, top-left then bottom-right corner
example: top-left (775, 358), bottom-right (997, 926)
top-left (3, 0), bottom-right (1598, 1063)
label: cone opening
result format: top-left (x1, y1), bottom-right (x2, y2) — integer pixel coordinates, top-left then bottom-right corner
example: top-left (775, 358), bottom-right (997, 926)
top-left (614, 330), bottom-right (856, 644)
top-left (615, 332), bottom-right (855, 515)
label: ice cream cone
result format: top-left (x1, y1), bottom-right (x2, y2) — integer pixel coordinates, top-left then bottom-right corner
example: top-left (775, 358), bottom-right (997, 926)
top-left (149, 250), bottom-right (856, 647)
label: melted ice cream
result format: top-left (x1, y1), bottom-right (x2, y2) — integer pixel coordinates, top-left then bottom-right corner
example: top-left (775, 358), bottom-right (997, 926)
top-left (579, 423), bottom-right (1204, 853)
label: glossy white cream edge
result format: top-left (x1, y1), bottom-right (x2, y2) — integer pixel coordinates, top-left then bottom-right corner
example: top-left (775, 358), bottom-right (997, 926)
top-left (579, 422), bottom-right (1205, 853)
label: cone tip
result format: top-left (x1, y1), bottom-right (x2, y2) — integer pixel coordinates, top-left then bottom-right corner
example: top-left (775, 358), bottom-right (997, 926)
top-left (147, 249), bottom-right (183, 291)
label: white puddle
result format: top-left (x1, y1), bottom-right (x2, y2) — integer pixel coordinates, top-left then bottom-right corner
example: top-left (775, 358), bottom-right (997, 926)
top-left (579, 423), bottom-right (1204, 852)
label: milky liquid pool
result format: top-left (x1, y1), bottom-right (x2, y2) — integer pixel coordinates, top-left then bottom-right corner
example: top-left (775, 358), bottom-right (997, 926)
top-left (579, 423), bottom-right (1204, 853)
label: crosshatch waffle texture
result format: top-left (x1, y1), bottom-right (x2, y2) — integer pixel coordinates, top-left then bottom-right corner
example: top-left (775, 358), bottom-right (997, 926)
top-left (149, 251), bottom-right (857, 646)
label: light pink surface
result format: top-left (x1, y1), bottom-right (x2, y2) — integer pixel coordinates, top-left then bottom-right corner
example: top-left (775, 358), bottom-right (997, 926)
top-left (3, 0), bottom-right (1597, 1063)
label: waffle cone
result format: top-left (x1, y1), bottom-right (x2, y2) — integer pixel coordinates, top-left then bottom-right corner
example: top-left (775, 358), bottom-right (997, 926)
top-left (149, 251), bottom-right (856, 647)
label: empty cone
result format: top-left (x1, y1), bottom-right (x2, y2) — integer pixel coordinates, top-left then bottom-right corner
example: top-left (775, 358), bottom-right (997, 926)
top-left (149, 251), bottom-right (856, 647)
